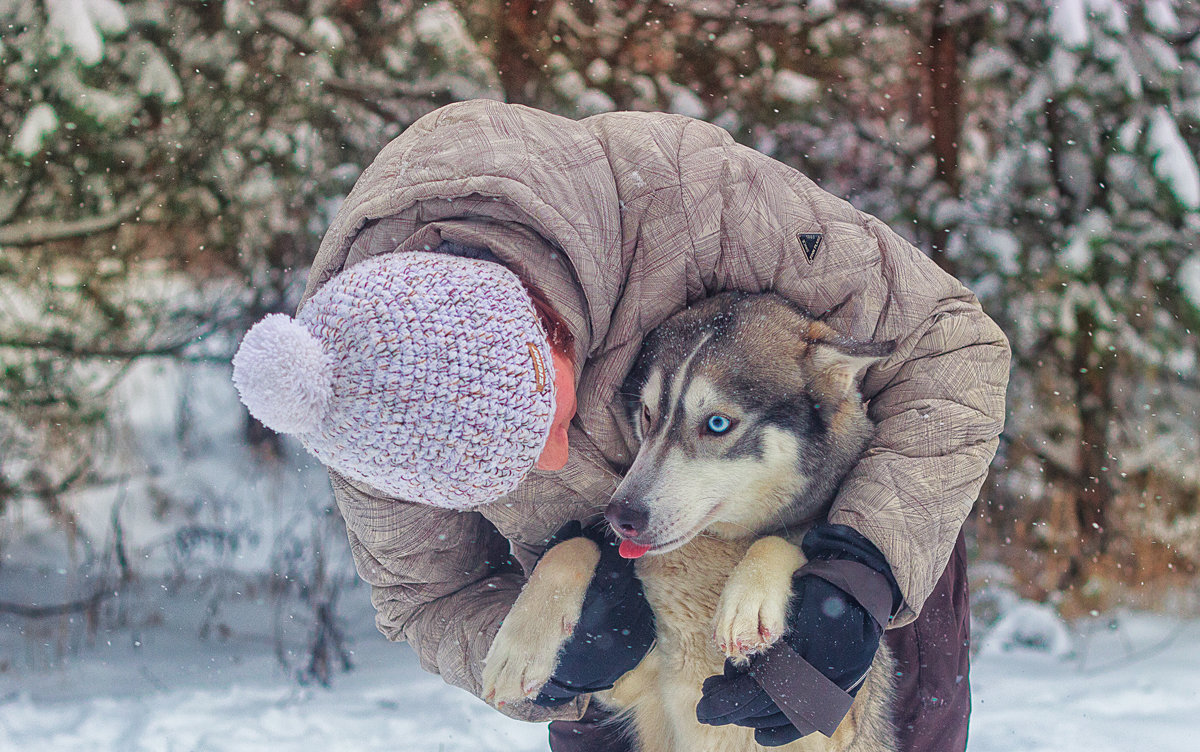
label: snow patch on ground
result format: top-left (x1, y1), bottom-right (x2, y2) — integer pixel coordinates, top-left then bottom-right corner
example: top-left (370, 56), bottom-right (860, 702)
top-left (0, 596), bottom-right (546, 752)
top-left (970, 614), bottom-right (1200, 752)
top-left (978, 602), bottom-right (1073, 658)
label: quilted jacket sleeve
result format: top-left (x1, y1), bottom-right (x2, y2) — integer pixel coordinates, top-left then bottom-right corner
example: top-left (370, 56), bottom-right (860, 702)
top-left (826, 219), bottom-right (1010, 627)
top-left (329, 471), bottom-right (586, 722)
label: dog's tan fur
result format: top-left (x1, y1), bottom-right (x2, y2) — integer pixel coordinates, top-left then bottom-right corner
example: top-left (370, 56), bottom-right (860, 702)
top-left (483, 537), bottom-right (600, 705)
top-left (482, 294), bottom-right (897, 751)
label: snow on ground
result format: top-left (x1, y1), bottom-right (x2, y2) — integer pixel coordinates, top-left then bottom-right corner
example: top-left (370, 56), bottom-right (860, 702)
top-left (970, 613), bottom-right (1200, 752)
top-left (0, 593), bottom-right (545, 752)
top-left (0, 642), bottom-right (544, 752)
top-left (2, 594), bottom-right (1198, 752)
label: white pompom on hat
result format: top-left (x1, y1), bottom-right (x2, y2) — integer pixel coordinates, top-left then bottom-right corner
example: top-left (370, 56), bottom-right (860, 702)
top-left (232, 314), bottom-right (333, 436)
top-left (231, 252), bottom-right (556, 509)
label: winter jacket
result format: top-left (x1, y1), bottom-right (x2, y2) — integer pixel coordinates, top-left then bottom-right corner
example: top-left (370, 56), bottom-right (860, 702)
top-left (298, 99), bottom-right (1010, 722)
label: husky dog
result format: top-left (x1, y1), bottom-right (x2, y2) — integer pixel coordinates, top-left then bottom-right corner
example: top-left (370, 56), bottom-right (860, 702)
top-left (483, 292), bottom-right (898, 752)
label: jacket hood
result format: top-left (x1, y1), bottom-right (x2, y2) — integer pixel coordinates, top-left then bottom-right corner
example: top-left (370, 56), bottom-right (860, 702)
top-left (300, 100), bottom-right (627, 371)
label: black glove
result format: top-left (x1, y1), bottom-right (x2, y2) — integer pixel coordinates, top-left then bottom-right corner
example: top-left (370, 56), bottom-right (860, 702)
top-left (697, 660), bottom-right (820, 746)
top-left (530, 520), bottom-right (656, 707)
top-left (696, 524), bottom-right (901, 746)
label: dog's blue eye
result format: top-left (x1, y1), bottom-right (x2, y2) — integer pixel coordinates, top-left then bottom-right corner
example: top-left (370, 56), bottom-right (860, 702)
top-left (706, 414), bottom-right (732, 434)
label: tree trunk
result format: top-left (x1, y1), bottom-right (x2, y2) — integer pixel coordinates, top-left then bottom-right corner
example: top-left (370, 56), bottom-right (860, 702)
top-left (925, 2), bottom-right (963, 275)
top-left (1070, 307), bottom-right (1114, 571)
top-left (494, 0), bottom-right (545, 105)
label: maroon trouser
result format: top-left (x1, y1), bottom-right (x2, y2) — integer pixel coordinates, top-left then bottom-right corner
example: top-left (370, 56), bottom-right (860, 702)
top-left (547, 532), bottom-right (971, 752)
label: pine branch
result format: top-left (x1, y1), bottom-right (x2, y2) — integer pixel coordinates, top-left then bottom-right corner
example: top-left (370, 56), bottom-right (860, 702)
top-left (0, 587), bottom-right (114, 618)
top-left (259, 9), bottom-right (318, 56)
top-left (0, 336), bottom-right (210, 360)
top-left (0, 188), bottom-right (155, 247)
top-left (0, 309), bottom-right (248, 363)
top-left (320, 76), bottom-right (455, 121)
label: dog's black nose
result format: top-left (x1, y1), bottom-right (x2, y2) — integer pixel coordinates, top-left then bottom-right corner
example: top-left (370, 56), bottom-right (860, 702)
top-left (605, 500), bottom-right (648, 539)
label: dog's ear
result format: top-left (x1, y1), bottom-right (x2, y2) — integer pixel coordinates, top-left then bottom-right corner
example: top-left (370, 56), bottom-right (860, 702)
top-left (809, 337), bottom-right (896, 400)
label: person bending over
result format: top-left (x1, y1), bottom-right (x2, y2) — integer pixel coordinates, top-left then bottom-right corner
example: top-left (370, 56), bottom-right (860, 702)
top-left (233, 100), bottom-right (1009, 752)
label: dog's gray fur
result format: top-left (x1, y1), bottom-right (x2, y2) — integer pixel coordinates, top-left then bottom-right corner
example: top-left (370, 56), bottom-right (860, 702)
top-left (611, 292), bottom-right (893, 550)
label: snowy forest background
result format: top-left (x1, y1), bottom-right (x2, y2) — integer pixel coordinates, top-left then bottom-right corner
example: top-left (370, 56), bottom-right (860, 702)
top-left (2, 1), bottom-right (1199, 749)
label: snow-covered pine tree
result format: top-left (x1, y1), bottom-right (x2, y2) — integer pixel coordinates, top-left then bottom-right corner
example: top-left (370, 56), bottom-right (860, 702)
top-left (0, 1), bottom-right (501, 668)
top-left (0, 0), bottom-right (500, 512)
top-left (448, 0), bottom-right (958, 263)
top-left (954, 0), bottom-right (1200, 604)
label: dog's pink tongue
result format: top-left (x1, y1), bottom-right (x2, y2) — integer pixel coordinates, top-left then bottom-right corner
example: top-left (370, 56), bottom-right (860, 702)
top-left (619, 540), bottom-right (652, 559)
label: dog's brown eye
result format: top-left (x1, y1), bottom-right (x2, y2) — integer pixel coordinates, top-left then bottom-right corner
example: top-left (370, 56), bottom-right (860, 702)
top-left (642, 404), bottom-right (652, 426)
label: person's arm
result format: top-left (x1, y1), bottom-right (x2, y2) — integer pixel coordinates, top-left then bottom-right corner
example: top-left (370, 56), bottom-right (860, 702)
top-left (330, 471), bottom-right (587, 722)
top-left (671, 119), bottom-right (1010, 626)
top-left (672, 119), bottom-right (1009, 742)
top-left (825, 216), bottom-right (1010, 626)
top-left (698, 256), bottom-right (1009, 742)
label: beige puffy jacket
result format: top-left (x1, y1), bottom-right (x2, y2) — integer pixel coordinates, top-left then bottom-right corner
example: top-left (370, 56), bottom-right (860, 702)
top-left (299, 100), bottom-right (1010, 721)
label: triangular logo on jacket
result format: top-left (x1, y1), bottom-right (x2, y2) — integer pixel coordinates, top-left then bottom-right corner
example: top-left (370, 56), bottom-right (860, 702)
top-left (798, 233), bottom-right (823, 263)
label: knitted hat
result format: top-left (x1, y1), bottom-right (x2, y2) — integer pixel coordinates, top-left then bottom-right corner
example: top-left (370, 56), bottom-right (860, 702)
top-left (231, 252), bottom-right (556, 509)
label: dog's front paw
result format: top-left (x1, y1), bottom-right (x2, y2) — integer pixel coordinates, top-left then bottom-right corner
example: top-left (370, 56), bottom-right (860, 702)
top-left (712, 536), bottom-right (804, 666)
top-left (712, 578), bottom-right (790, 666)
top-left (481, 536), bottom-right (600, 707)
top-left (482, 604), bottom-right (577, 707)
